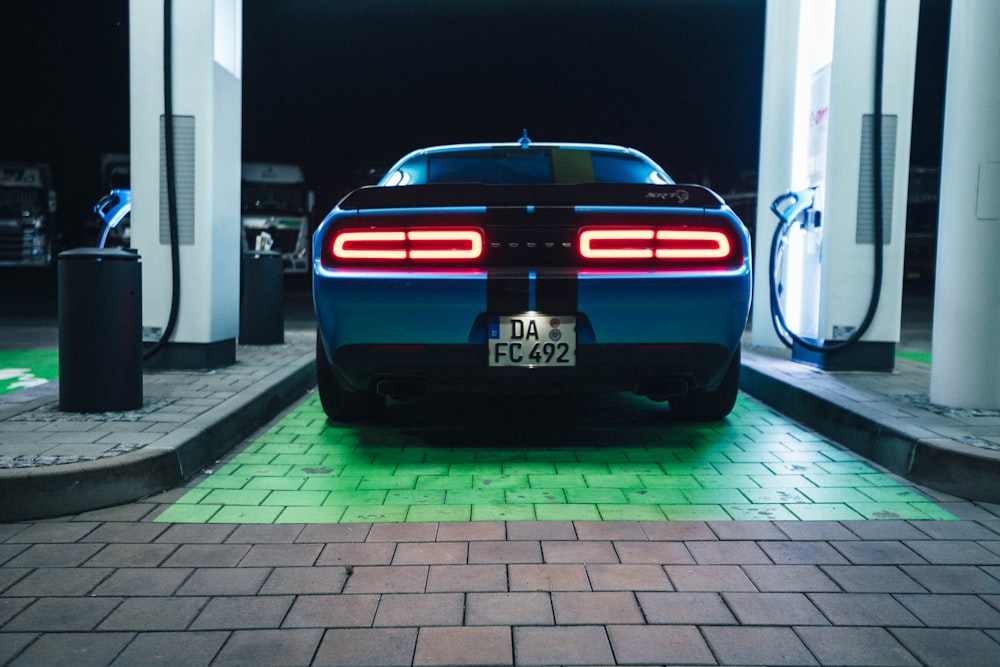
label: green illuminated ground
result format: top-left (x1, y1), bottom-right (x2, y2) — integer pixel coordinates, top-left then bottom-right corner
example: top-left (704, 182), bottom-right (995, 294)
top-left (156, 391), bottom-right (956, 524)
top-left (0, 350), bottom-right (58, 396)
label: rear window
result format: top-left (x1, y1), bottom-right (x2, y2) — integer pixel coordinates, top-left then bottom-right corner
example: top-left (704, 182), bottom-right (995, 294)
top-left (381, 148), bottom-right (672, 186)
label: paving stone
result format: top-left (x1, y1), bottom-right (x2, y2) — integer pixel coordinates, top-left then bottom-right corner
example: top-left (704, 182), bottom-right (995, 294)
top-left (297, 524), bottom-right (371, 543)
top-left (426, 564), bottom-right (507, 592)
top-left (586, 563), bottom-right (673, 591)
top-left (895, 593), bottom-right (1000, 628)
top-left (99, 596), bottom-right (207, 631)
top-left (742, 564), bottom-right (840, 592)
top-left (723, 592), bottom-right (829, 625)
top-left (795, 626), bottom-right (921, 666)
top-left (0, 598), bottom-right (33, 627)
top-left (4, 597), bottom-right (123, 632)
top-left (175, 567), bottom-right (270, 596)
top-left (843, 520), bottom-right (928, 541)
top-left (821, 565), bottom-right (929, 593)
top-left (154, 523), bottom-right (237, 544)
top-left (807, 593), bottom-right (922, 626)
top-left (313, 627), bottom-right (418, 667)
top-left (3, 567), bottom-right (112, 597)
top-left (665, 564), bottom-right (758, 591)
top-left (505, 521), bottom-right (577, 541)
top-left (911, 520), bottom-right (1000, 540)
top-left (758, 540), bottom-right (851, 564)
top-left (367, 522), bottom-right (438, 542)
top-left (317, 542), bottom-right (396, 567)
top-left (108, 631), bottom-right (228, 667)
top-left (4, 543), bottom-right (103, 568)
top-left (541, 540), bottom-right (618, 563)
top-left (238, 543), bottom-right (323, 566)
top-left (435, 521), bottom-right (505, 541)
top-left (91, 567), bottom-right (191, 597)
top-left (189, 595), bottom-right (294, 630)
top-left (0, 545), bottom-right (28, 569)
top-left (373, 592), bottom-right (464, 626)
top-left (226, 523), bottom-right (305, 543)
top-left (613, 540), bottom-right (694, 564)
top-left (830, 539), bottom-right (929, 565)
top-left (284, 594), bottom-right (379, 628)
top-left (640, 521), bottom-right (717, 541)
top-left (342, 565), bottom-right (428, 594)
top-left (636, 591), bottom-right (737, 624)
top-left (891, 628), bottom-right (1000, 667)
top-left (509, 564), bottom-right (591, 591)
top-left (551, 591), bottom-right (643, 624)
top-left (685, 540), bottom-right (772, 564)
top-left (5, 522), bottom-right (100, 544)
top-left (773, 520), bottom-right (860, 541)
top-left (900, 564), bottom-right (1000, 593)
top-left (903, 539), bottom-right (1000, 565)
top-left (468, 540), bottom-right (542, 564)
top-left (0, 634), bottom-right (39, 667)
top-left (6, 631), bottom-right (133, 667)
top-left (709, 520), bottom-right (788, 540)
top-left (85, 544), bottom-right (177, 567)
top-left (161, 544), bottom-right (251, 568)
top-left (702, 625), bottom-right (819, 666)
top-left (210, 628), bottom-right (324, 667)
top-left (607, 625), bottom-right (715, 665)
top-left (465, 592), bottom-right (554, 626)
top-left (514, 625), bottom-right (614, 666)
top-left (574, 520), bottom-right (647, 541)
top-left (258, 566), bottom-right (349, 594)
top-left (392, 541), bottom-right (468, 565)
top-left (414, 626), bottom-right (512, 666)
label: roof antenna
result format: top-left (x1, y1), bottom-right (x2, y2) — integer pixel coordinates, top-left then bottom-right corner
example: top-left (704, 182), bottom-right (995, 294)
top-left (519, 128), bottom-right (531, 149)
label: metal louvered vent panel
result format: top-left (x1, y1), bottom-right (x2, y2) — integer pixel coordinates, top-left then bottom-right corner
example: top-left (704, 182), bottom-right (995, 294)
top-left (856, 113), bottom-right (897, 246)
top-left (159, 115), bottom-right (196, 246)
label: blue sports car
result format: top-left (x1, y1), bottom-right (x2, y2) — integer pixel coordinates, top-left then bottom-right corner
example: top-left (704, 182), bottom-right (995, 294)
top-left (313, 135), bottom-right (752, 422)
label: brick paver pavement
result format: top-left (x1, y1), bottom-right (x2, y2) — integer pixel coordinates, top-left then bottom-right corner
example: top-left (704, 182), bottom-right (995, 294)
top-left (3, 504), bottom-right (1000, 665)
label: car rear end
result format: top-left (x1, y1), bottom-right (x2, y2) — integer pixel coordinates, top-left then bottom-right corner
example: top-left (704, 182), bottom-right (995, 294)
top-left (313, 181), bottom-right (751, 420)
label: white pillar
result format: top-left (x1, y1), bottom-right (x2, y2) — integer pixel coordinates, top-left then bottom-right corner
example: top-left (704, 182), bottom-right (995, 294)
top-left (751, 0), bottom-right (802, 349)
top-left (930, 0), bottom-right (1000, 409)
top-left (129, 0), bottom-right (243, 368)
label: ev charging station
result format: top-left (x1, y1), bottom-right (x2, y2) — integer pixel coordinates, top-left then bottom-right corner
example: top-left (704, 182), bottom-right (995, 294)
top-left (128, 0), bottom-right (243, 369)
top-left (751, 0), bottom-right (919, 372)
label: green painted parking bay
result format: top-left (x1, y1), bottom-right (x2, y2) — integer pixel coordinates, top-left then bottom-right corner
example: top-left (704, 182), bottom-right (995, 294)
top-left (155, 391), bottom-right (956, 524)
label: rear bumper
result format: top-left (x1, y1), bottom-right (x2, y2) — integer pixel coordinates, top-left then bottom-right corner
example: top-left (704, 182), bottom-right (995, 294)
top-left (314, 266), bottom-right (751, 397)
top-left (329, 342), bottom-right (734, 397)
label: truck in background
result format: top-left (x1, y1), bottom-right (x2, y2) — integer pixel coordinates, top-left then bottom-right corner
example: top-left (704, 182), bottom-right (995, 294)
top-left (0, 162), bottom-right (58, 267)
top-left (241, 162), bottom-right (315, 273)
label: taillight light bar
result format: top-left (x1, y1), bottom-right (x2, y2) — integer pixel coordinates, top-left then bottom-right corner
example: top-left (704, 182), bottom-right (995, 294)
top-left (326, 228), bottom-right (485, 264)
top-left (578, 225), bottom-right (740, 268)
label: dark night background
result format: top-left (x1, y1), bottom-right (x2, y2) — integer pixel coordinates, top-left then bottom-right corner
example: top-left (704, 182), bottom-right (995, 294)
top-left (1, 0), bottom-right (948, 240)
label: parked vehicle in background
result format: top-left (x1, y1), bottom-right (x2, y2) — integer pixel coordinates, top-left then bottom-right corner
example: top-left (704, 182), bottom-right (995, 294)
top-left (95, 153), bottom-right (132, 249)
top-left (0, 162), bottom-right (58, 267)
top-left (241, 162), bottom-right (315, 273)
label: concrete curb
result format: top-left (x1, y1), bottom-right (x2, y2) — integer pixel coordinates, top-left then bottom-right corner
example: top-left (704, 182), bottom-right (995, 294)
top-left (740, 354), bottom-right (1000, 504)
top-left (0, 354), bottom-right (316, 522)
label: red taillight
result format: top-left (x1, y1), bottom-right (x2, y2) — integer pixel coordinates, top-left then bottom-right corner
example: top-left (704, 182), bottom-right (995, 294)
top-left (579, 222), bottom-right (740, 269)
top-left (327, 228), bottom-right (485, 264)
top-left (654, 230), bottom-right (731, 260)
top-left (579, 229), bottom-right (655, 259)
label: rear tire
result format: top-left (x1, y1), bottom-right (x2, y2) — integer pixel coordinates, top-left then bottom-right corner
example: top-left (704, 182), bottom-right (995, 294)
top-left (316, 332), bottom-right (385, 422)
top-left (669, 347), bottom-right (741, 422)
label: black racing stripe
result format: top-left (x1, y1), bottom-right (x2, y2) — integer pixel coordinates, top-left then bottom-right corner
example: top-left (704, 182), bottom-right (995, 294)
top-left (535, 273), bottom-right (578, 314)
top-left (487, 272), bottom-right (530, 313)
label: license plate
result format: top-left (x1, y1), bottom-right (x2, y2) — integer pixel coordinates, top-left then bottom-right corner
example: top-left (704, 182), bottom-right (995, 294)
top-left (488, 314), bottom-right (576, 367)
